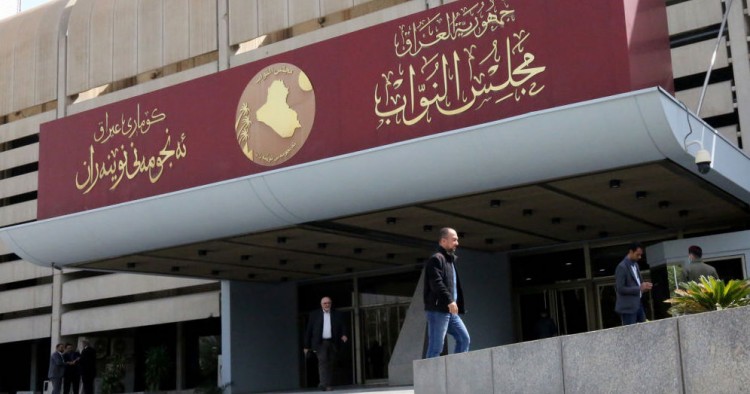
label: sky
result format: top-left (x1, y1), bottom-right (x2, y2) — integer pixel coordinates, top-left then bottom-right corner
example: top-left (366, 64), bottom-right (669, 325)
top-left (0, 0), bottom-right (54, 20)
top-left (21, 0), bottom-right (53, 11)
top-left (17, 0), bottom-right (53, 11)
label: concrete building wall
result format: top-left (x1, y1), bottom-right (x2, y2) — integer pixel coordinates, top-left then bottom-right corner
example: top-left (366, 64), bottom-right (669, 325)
top-left (414, 305), bottom-right (750, 394)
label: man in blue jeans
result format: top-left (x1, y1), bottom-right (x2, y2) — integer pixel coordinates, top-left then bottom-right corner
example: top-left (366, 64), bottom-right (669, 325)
top-left (423, 227), bottom-right (470, 358)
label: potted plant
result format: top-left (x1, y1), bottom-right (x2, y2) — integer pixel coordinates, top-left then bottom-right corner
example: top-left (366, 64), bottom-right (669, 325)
top-left (664, 276), bottom-right (750, 316)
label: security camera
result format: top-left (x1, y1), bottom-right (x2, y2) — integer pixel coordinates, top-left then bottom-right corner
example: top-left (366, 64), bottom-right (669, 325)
top-left (695, 149), bottom-right (711, 174)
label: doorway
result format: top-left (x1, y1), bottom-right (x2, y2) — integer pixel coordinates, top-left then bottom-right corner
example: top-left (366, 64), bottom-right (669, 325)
top-left (517, 286), bottom-right (589, 341)
top-left (298, 268), bottom-right (420, 387)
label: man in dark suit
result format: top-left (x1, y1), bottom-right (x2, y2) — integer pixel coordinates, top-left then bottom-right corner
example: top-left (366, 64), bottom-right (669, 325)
top-left (615, 242), bottom-right (653, 325)
top-left (63, 343), bottom-right (80, 394)
top-left (303, 296), bottom-right (349, 391)
top-left (48, 343), bottom-right (66, 394)
top-left (78, 339), bottom-right (96, 394)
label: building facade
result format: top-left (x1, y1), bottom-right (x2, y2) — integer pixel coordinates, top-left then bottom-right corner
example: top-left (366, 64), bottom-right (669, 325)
top-left (0, 0), bottom-right (749, 393)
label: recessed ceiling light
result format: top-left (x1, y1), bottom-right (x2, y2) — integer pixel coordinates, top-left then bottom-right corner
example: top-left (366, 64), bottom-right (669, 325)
top-left (522, 209), bottom-right (534, 217)
top-left (423, 225), bottom-right (433, 232)
top-left (277, 237), bottom-right (287, 244)
top-left (490, 199), bottom-right (502, 208)
top-left (386, 217), bottom-right (397, 225)
top-left (635, 191), bottom-right (647, 199)
top-left (658, 200), bottom-right (670, 209)
top-left (609, 179), bottom-right (621, 189)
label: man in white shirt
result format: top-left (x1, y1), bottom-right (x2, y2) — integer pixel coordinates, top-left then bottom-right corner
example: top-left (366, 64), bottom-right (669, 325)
top-left (303, 296), bottom-right (349, 391)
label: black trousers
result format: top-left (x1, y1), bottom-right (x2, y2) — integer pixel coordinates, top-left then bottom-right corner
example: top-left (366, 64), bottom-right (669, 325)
top-left (63, 373), bottom-right (80, 394)
top-left (315, 339), bottom-right (337, 388)
top-left (81, 375), bottom-right (94, 394)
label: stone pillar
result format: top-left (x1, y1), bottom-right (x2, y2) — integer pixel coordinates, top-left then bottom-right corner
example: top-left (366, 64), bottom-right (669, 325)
top-left (221, 280), bottom-right (299, 393)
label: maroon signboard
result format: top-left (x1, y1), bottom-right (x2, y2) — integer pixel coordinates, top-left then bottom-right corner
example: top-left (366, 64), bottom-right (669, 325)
top-left (38, 0), bottom-right (672, 219)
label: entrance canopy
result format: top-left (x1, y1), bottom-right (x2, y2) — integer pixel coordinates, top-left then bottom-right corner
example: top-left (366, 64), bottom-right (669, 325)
top-left (2, 88), bottom-right (750, 280)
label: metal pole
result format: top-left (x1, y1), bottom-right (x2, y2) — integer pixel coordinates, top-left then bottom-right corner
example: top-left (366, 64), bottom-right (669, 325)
top-left (696, 0), bottom-right (735, 116)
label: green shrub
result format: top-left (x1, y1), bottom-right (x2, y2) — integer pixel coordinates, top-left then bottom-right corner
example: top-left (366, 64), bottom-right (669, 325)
top-left (665, 276), bottom-right (750, 316)
top-left (144, 345), bottom-right (169, 392)
top-left (101, 353), bottom-right (126, 394)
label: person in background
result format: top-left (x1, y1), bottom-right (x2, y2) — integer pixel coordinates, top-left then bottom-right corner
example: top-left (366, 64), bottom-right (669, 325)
top-left (303, 296), bottom-right (349, 391)
top-left (48, 343), bottom-right (66, 394)
top-left (63, 343), bottom-right (80, 394)
top-left (614, 242), bottom-right (653, 325)
top-left (533, 309), bottom-right (558, 339)
top-left (682, 245), bottom-right (718, 282)
top-left (78, 339), bottom-right (96, 394)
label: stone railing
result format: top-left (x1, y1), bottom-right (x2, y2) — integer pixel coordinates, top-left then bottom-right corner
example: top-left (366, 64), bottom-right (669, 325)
top-left (414, 306), bottom-right (750, 393)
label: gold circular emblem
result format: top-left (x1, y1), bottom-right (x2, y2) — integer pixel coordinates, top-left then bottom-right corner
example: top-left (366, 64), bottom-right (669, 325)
top-left (234, 63), bottom-right (315, 166)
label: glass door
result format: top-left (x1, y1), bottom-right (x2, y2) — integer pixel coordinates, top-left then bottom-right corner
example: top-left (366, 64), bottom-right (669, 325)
top-left (360, 304), bottom-right (407, 382)
top-left (518, 286), bottom-right (588, 341)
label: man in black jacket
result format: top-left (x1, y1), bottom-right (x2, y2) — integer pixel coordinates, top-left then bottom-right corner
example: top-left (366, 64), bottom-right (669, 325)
top-left (304, 296), bottom-right (349, 391)
top-left (78, 339), bottom-right (96, 394)
top-left (62, 343), bottom-right (80, 394)
top-left (423, 227), bottom-right (470, 358)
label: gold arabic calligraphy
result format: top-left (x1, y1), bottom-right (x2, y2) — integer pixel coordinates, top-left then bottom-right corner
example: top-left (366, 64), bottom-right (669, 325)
top-left (75, 105), bottom-right (189, 194)
top-left (374, 0), bottom-right (546, 129)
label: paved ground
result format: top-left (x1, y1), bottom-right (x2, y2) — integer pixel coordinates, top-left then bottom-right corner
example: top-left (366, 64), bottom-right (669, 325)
top-left (259, 385), bottom-right (414, 394)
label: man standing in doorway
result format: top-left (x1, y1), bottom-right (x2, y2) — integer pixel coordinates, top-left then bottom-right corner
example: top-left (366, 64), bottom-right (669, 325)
top-left (423, 227), bottom-right (470, 358)
top-left (304, 296), bottom-right (349, 391)
top-left (682, 245), bottom-right (718, 282)
top-left (615, 242), bottom-right (653, 325)
top-left (48, 343), bottom-right (66, 394)
top-left (78, 339), bottom-right (96, 394)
